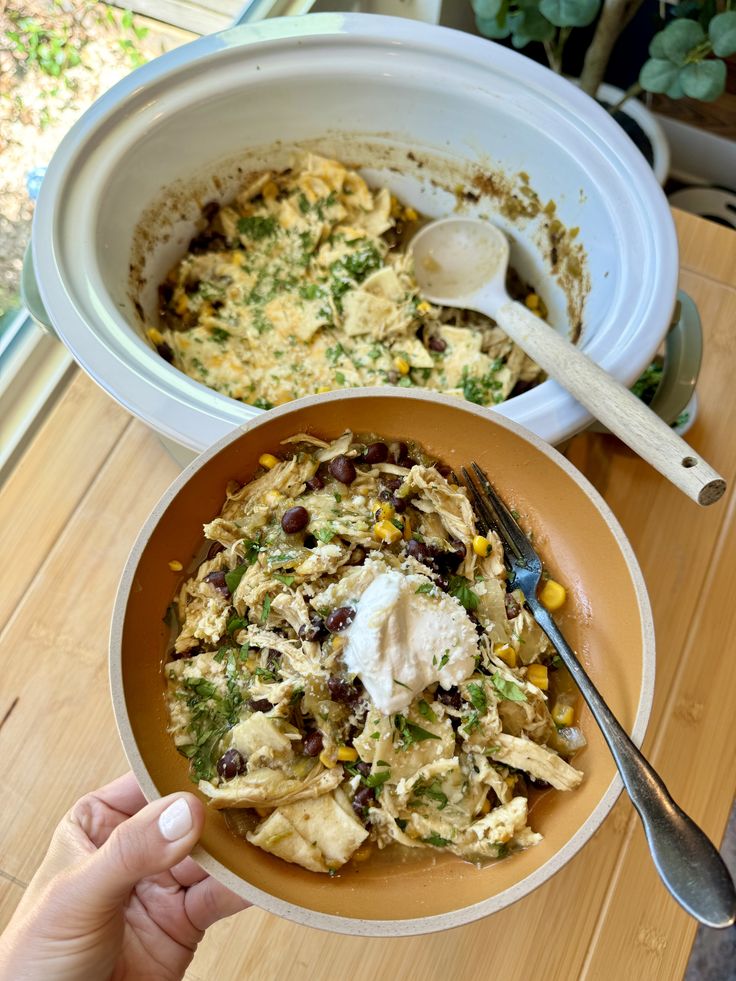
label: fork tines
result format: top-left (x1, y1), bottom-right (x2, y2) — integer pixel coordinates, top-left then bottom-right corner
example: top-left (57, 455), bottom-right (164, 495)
top-left (461, 463), bottom-right (524, 563)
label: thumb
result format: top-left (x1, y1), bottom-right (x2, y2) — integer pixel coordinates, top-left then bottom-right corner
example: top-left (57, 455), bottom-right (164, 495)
top-left (68, 793), bottom-right (205, 910)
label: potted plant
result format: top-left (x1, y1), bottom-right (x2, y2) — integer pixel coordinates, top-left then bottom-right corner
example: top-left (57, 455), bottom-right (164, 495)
top-left (471, 0), bottom-right (736, 183)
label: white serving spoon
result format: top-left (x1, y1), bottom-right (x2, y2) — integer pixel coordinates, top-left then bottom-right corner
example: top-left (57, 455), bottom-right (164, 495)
top-left (411, 218), bottom-right (726, 506)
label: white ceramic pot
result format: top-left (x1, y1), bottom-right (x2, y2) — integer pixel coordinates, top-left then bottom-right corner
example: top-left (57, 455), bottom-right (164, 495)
top-left (31, 13), bottom-right (678, 455)
top-left (596, 82), bottom-right (670, 186)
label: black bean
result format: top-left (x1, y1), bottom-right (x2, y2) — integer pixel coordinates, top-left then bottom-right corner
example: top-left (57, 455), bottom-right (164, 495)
top-left (305, 474), bottom-right (324, 492)
top-left (504, 592), bottom-right (521, 619)
top-left (204, 570), bottom-right (231, 597)
top-left (216, 748), bottom-right (245, 780)
top-left (435, 575), bottom-right (450, 592)
top-left (356, 761), bottom-right (371, 778)
top-left (281, 505), bottom-right (309, 534)
top-left (303, 730), bottom-right (324, 757)
top-left (434, 539), bottom-right (466, 573)
top-left (352, 785), bottom-right (376, 820)
top-left (328, 455), bottom-right (357, 485)
top-left (387, 370), bottom-right (399, 384)
top-left (206, 541), bottom-right (225, 560)
top-left (249, 697), bottom-right (272, 713)
top-left (433, 462), bottom-right (453, 479)
top-left (378, 488), bottom-right (393, 503)
top-left (327, 675), bottom-right (361, 704)
top-left (391, 494), bottom-right (407, 514)
top-left (171, 646), bottom-right (201, 661)
top-left (362, 442), bottom-right (389, 465)
top-left (428, 335), bottom-right (447, 352)
top-left (405, 539), bottom-right (437, 569)
top-left (390, 441), bottom-right (409, 465)
top-left (436, 686), bottom-right (462, 709)
top-left (298, 615), bottom-right (328, 642)
top-left (202, 200), bottom-right (219, 222)
top-left (529, 776), bottom-right (552, 790)
top-left (325, 606), bottom-right (356, 633)
top-left (156, 342), bottom-right (174, 363)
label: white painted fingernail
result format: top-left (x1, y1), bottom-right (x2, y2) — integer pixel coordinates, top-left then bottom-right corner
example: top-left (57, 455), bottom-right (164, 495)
top-left (159, 798), bottom-right (192, 841)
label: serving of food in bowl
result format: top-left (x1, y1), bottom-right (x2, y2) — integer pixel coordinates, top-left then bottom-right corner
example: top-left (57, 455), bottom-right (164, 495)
top-left (31, 13), bottom-right (678, 457)
top-left (111, 389), bottom-right (654, 934)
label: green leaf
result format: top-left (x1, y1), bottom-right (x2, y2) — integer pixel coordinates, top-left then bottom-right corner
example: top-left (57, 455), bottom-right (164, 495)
top-left (666, 76), bottom-right (686, 100)
top-left (511, 8), bottom-right (556, 45)
top-left (260, 595), bottom-right (271, 624)
top-left (415, 582), bottom-right (435, 595)
top-left (395, 716), bottom-right (441, 750)
top-left (364, 769), bottom-right (391, 789)
top-left (538, 0), bottom-right (600, 28)
top-left (467, 681), bottom-right (488, 715)
top-left (679, 59), bottom-right (726, 101)
top-left (418, 699), bottom-right (437, 723)
top-left (475, 15), bottom-right (513, 39)
top-left (413, 780), bottom-right (448, 810)
top-left (237, 215), bottom-right (277, 240)
top-left (225, 563), bottom-right (247, 595)
top-left (709, 11), bottom-right (736, 58)
top-left (660, 18), bottom-right (705, 66)
top-left (422, 834), bottom-right (451, 848)
top-left (639, 58), bottom-right (680, 94)
top-left (472, 0), bottom-right (504, 16)
top-left (254, 665), bottom-right (277, 681)
top-left (316, 523), bottom-right (337, 544)
top-left (448, 575), bottom-right (479, 612)
top-left (226, 615), bottom-right (246, 634)
top-left (648, 30), bottom-right (667, 59)
top-left (491, 671), bottom-right (527, 702)
top-left (273, 573), bottom-right (295, 586)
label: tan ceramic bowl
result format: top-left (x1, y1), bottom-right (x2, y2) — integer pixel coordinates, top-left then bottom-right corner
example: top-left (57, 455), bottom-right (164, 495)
top-left (110, 389), bottom-right (655, 936)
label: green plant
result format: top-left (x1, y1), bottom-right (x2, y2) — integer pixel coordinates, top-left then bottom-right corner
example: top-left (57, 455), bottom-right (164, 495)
top-left (4, 16), bottom-right (83, 78)
top-left (472, 0), bottom-right (736, 107)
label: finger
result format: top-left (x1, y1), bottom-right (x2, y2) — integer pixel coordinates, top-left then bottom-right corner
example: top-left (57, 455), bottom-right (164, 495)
top-left (170, 855), bottom-right (209, 888)
top-left (88, 771), bottom-right (147, 817)
top-left (184, 876), bottom-right (250, 931)
top-left (64, 793), bottom-right (206, 912)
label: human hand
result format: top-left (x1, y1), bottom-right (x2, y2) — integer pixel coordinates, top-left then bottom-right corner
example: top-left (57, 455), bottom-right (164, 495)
top-left (0, 772), bottom-right (249, 981)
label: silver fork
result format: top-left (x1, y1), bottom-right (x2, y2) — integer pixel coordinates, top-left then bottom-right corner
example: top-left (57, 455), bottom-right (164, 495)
top-left (462, 462), bottom-right (736, 929)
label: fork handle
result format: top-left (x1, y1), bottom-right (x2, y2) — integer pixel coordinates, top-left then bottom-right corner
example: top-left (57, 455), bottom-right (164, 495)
top-left (528, 597), bottom-right (736, 929)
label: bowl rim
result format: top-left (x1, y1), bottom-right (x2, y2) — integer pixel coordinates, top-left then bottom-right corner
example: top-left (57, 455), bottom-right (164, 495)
top-left (34, 12), bottom-right (678, 452)
top-left (109, 386), bottom-right (655, 937)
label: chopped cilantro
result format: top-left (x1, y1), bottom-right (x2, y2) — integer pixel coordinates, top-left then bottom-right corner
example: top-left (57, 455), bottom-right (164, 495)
top-left (290, 687), bottom-right (304, 705)
top-left (273, 573), bottom-right (295, 587)
top-left (415, 582), bottom-right (435, 595)
top-left (316, 524), bottom-right (337, 544)
top-left (461, 363), bottom-right (504, 406)
top-left (326, 342), bottom-right (346, 365)
top-left (364, 769), bottom-right (391, 789)
top-left (491, 672), bottom-right (527, 702)
top-left (226, 615), bottom-right (246, 635)
top-left (396, 818), bottom-right (408, 831)
top-left (393, 678), bottom-right (410, 690)
top-left (298, 193), bottom-right (311, 214)
top-left (260, 595), bottom-right (271, 624)
top-left (254, 665), bottom-right (277, 681)
top-left (467, 681), bottom-right (487, 715)
top-left (438, 652), bottom-right (450, 670)
top-left (370, 732), bottom-right (380, 740)
top-left (423, 834), bottom-right (451, 848)
top-left (418, 700), bottom-right (437, 723)
top-left (395, 716), bottom-right (440, 750)
top-left (210, 327), bottom-right (230, 343)
top-left (237, 215), bottom-right (277, 240)
top-left (334, 371), bottom-right (346, 385)
top-left (448, 575), bottom-right (479, 612)
top-left (413, 780), bottom-right (448, 810)
top-left (462, 711), bottom-right (481, 734)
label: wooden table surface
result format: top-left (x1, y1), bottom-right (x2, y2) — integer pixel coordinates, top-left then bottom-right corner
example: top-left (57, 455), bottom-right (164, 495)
top-left (1, 209), bottom-right (734, 980)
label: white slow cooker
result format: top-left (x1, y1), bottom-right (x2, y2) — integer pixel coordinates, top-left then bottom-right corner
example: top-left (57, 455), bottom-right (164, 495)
top-left (30, 13), bottom-right (678, 456)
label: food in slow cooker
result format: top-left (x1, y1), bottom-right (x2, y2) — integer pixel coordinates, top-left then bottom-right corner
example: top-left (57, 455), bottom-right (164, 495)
top-left (164, 431), bottom-right (584, 874)
top-left (150, 154), bottom-right (548, 410)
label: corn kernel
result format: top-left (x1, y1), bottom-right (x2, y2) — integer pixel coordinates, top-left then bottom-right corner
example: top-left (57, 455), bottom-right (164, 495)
top-left (231, 251), bottom-right (245, 266)
top-left (394, 356), bottom-right (410, 376)
top-left (374, 501), bottom-right (395, 522)
top-left (336, 746), bottom-right (358, 762)
top-left (200, 301), bottom-right (213, 319)
top-left (404, 206), bottom-right (418, 221)
top-left (331, 635), bottom-right (345, 653)
top-left (403, 514), bottom-right (412, 541)
top-left (174, 293), bottom-right (188, 316)
top-left (539, 579), bottom-right (566, 612)
top-left (353, 844), bottom-right (372, 862)
top-left (319, 750), bottom-right (337, 769)
top-left (473, 535), bottom-right (492, 557)
top-left (168, 560), bottom-right (183, 572)
top-left (416, 300), bottom-right (432, 314)
top-left (527, 664), bottom-right (549, 691)
top-left (374, 519), bottom-right (402, 544)
top-left (259, 453), bottom-right (279, 469)
top-left (264, 489), bottom-right (284, 506)
top-left (494, 644), bottom-right (517, 669)
top-left (552, 702), bottom-right (575, 727)
top-left (481, 798), bottom-right (491, 814)
top-left (255, 807), bottom-right (271, 818)
top-left (505, 775), bottom-right (517, 790)
top-left (262, 180), bottom-right (278, 199)
top-left (147, 327), bottom-right (164, 346)
top-left (316, 386), bottom-right (331, 394)
top-left (525, 293), bottom-right (540, 310)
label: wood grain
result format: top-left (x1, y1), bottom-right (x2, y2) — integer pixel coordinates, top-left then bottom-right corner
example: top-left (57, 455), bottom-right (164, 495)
top-left (0, 210), bottom-right (734, 981)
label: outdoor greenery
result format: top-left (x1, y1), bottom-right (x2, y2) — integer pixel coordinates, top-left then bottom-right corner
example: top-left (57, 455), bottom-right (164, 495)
top-left (472, 0), bottom-right (736, 106)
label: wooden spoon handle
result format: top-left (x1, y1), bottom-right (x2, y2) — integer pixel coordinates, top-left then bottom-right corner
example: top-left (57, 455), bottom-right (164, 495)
top-left (496, 300), bottom-right (725, 506)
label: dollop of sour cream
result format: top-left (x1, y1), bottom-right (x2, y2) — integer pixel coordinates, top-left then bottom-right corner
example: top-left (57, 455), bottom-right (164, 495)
top-left (342, 570), bottom-right (478, 714)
